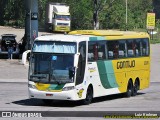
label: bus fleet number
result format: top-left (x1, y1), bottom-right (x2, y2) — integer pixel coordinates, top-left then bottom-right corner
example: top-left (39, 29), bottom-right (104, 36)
top-left (144, 61), bottom-right (149, 65)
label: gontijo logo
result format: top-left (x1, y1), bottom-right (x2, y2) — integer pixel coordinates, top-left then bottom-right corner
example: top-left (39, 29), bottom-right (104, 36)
top-left (117, 60), bottom-right (135, 69)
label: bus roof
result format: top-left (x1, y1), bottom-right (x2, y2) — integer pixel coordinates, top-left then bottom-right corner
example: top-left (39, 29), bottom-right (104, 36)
top-left (35, 30), bottom-right (150, 43)
top-left (69, 30), bottom-right (148, 36)
top-left (69, 30), bottom-right (123, 36)
top-left (69, 30), bottom-right (150, 40)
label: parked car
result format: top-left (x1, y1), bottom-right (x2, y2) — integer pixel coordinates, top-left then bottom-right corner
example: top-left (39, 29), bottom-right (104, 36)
top-left (0, 34), bottom-right (19, 58)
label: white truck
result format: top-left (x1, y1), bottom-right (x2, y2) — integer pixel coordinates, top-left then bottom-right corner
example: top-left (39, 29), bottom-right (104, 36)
top-left (45, 2), bottom-right (71, 32)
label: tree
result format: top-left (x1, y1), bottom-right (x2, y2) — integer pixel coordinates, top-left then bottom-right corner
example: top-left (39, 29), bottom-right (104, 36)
top-left (93, 0), bottom-right (115, 30)
top-left (0, 0), bottom-right (157, 30)
top-left (1, 0), bottom-right (25, 27)
top-left (66, 0), bottom-right (93, 30)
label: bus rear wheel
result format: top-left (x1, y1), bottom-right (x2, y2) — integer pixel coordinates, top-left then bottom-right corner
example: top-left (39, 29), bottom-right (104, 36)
top-left (83, 86), bottom-right (93, 105)
top-left (132, 80), bottom-right (139, 96)
top-left (125, 81), bottom-right (133, 98)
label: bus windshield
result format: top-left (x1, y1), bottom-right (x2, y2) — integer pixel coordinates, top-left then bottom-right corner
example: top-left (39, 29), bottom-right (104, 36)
top-left (30, 40), bottom-right (76, 84)
top-left (29, 53), bottom-right (75, 84)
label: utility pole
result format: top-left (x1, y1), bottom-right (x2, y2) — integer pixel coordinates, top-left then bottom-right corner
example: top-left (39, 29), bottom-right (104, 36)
top-left (24, 0), bottom-right (31, 50)
top-left (24, 0), bottom-right (38, 50)
top-left (30, 0), bottom-right (38, 48)
top-left (126, 0), bottom-right (128, 30)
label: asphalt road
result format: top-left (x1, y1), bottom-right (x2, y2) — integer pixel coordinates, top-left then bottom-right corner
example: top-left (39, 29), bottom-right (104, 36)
top-left (0, 82), bottom-right (159, 120)
top-left (0, 82), bottom-right (159, 111)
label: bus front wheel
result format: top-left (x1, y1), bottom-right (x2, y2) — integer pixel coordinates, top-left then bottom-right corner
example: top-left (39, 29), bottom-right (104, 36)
top-left (82, 86), bottom-right (93, 105)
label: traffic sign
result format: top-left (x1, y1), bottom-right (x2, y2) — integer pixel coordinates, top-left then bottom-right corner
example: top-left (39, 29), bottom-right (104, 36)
top-left (146, 13), bottom-right (155, 29)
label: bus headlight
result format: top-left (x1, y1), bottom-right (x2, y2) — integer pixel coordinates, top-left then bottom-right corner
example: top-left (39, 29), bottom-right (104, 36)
top-left (62, 86), bottom-right (75, 91)
top-left (28, 84), bottom-right (37, 89)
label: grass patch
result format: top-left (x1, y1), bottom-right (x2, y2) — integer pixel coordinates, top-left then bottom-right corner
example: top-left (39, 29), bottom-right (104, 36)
top-left (150, 38), bottom-right (160, 44)
top-left (150, 33), bottom-right (160, 44)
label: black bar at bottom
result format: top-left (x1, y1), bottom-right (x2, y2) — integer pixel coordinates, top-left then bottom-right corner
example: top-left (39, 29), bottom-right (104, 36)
top-left (0, 111), bottom-right (159, 118)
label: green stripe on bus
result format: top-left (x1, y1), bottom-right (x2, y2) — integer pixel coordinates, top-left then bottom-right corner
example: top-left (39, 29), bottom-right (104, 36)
top-left (49, 84), bottom-right (65, 90)
top-left (89, 37), bottom-right (105, 41)
top-left (97, 61), bottom-right (119, 89)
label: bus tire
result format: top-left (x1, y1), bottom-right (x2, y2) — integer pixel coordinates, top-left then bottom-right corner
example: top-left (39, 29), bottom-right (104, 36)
top-left (132, 80), bottom-right (139, 96)
top-left (125, 81), bottom-right (133, 98)
top-left (82, 86), bottom-right (93, 105)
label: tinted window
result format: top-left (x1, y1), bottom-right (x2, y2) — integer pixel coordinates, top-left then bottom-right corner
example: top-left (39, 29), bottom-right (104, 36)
top-left (118, 40), bottom-right (126, 58)
top-left (107, 41), bottom-right (119, 59)
top-left (88, 41), bottom-right (106, 61)
top-left (141, 38), bottom-right (149, 56)
top-left (97, 42), bottom-right (106, 60)
top-left (126, 40), bottom-right (135, 57)
top-left (135, 39), bottom-right (141, 57)
top-left (88, 41), bottom-right (96, 61)
top-left (88, 38), bottom-right (149, 61)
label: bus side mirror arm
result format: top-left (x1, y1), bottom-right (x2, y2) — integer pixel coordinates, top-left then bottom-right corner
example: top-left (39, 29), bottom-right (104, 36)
top-left (74, 53), bottom-right (80, 68)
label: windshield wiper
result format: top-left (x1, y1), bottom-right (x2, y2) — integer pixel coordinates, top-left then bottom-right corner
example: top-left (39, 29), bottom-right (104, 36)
top-left (50, 73), bottom-right (62, 84)
top-left (31, 74), bottom-right (47, 78)
top-left (30, 74), bottom-right (48, 82)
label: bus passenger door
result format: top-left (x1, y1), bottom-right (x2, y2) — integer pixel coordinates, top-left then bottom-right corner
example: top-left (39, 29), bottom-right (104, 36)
top-left (75, 41), bottom-right (86, 86)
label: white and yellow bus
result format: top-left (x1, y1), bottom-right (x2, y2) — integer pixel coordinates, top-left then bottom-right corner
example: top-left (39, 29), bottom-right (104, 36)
top-left (28, 30), bottom-right (150, 104)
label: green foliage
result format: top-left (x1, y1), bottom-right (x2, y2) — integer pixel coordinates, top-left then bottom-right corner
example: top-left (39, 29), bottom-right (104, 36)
top-left (67, 0), bottom-right (93, 30)
top-left (0, 0), bottom-right (159, 31)
top-left (1, 0), bottom-right (25, 27)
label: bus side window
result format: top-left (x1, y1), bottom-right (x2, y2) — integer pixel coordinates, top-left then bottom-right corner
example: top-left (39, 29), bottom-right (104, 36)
top-left (88, 53), bottom-right (94, 60)
top-left (141, 39), bottom-right (149, 56)
top-left (118, 40), bottom-right (126, 58)
top-left (108, 51), bottom-right (113, 59)
top-left (93, 44), bottom-right (98, 60)
top-left (107, 41), bottom-right (118, 59)
top-left (113, 44), bottom-right (119, 59)
top-left (97, 42), bottom-right (106, 60)
top-left (88, 42), bottom-right (96, 61)
top-left (127, 40), bottom-right (134, 57)
top-left (135, 39), bottom-right (141, 57)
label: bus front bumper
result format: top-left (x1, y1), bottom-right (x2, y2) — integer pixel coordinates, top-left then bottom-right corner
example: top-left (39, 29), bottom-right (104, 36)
top-left (28, 88), bottom-right (79, 101)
